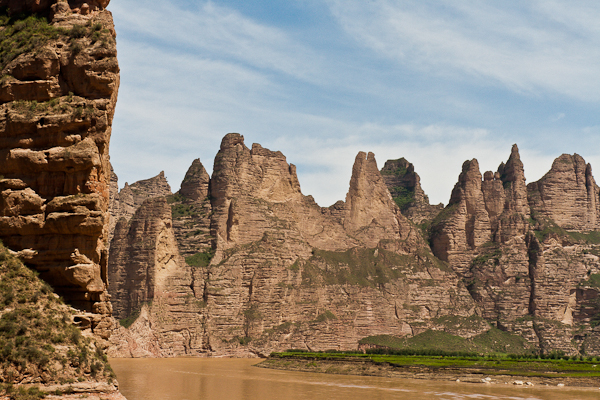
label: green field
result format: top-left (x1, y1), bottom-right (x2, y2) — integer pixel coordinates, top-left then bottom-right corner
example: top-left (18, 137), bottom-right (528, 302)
top-left (269, 351), bottom-right (600, 379)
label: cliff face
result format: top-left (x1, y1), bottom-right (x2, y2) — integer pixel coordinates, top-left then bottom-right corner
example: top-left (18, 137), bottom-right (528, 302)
top-left (430, 145), bottom-right (530, 270)
top-left (108, 138), bottom-right (600, 358)
top-left (108, 134), bottom-right (478, 357)
top-left (429, 146), bottom-right (600, 355)
top-left (0, 0), bottom-right (119, 339)
top-left (108, 170), bottom-right (172, 242)
top-left (528, 154), bottom-right (600, 231)
top-left (380, 157), bottom-right (443, 224)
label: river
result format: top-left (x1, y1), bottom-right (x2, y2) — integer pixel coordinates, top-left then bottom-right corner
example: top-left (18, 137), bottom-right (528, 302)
top-left (110, 358), bottom-right (599, 400)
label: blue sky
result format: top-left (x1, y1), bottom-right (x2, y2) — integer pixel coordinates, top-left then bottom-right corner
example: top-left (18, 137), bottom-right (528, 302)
top-left (108, 0), bottom-right (600, 206)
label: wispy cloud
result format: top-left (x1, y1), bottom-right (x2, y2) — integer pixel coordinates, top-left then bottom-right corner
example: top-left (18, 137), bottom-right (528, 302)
top-left (326, 0), bottom-right (600, 101)
top-left (110, 0), bottom-right (325, 84)
top-left (107, 1), bottom-right (600, 207)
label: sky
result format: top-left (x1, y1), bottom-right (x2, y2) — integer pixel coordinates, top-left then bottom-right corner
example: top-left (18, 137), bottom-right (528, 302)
top-left (108, 0), bottom-right (600, 207)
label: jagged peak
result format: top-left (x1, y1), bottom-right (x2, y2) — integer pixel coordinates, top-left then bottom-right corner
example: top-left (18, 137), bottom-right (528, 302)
top-left (509, 143), bottom-right (521, 160)
top-left (130, 171), bottom-right (171, 190)
top-left (179, 158), bottom-right (210, 201)
top-left (220, 132), bottom-right (245, 150)
top-left (448, 159), bottom-right (481, 205)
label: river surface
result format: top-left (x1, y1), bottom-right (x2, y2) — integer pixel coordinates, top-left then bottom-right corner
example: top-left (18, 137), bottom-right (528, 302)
top-left (110, 358), bottom-right (599, 400)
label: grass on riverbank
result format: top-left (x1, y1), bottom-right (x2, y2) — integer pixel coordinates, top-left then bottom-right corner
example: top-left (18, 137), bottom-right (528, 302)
top-left (269, 351), bottom-right (600, 379)
top-left (359, 328), bottom-right (537, 356)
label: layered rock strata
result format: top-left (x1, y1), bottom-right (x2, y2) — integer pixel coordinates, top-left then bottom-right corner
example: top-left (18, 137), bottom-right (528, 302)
top-left (430, 145), bottom-right (530, 270)
top-left (108, 170), bottom-right (172, 241)
top-left (380, 157), bottom-right (443, 224)
top-left (0, 0), bottom-right (119, 339)
top-left (528, 154), bottom-right (600, 231)
top-left (108, 138), bottom-right (600, 357)
top-left (109, 134), bottom-right (478, 357)
top-left (430, 146), bottom-right (600, 354)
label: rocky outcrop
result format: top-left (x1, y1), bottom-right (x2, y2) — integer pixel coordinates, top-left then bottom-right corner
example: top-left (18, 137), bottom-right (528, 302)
top-left (109, 134), bottom-right (479, 357)
top-left (108, 171), bottom-right (172, 240)
top-left (178, 158), bottom-right (210, 202)
top-left (431, 145), bottom-right (530, 269)
top-left (169, 158), bottom-right (214, 259)
top-left (429, 145), bottom-right (600, 354)
top-left (380, 157), bottom-right (443, 224)
top-left (528, 154), bottom-right (600, 231)
top-left (108, 197), bottom-right (182, 319)
top-left (107, 133), bottom-right (600, 358)
top-left (0, 1), bottom-right (119, 339)
top-left (0, 242), bottom-right (123, 397)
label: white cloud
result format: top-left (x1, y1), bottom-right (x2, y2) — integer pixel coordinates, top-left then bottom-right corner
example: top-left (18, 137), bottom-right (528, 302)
top-left (110, 0), bottom-right (325, 84)
top-left (107, 1), bottom-right (600, 208)
top-left (326, 0), bottom-right (600, 101)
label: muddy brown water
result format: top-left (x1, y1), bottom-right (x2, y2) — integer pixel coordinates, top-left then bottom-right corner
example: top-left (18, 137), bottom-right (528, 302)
top-left (110, 358), bottom-right (600, 400)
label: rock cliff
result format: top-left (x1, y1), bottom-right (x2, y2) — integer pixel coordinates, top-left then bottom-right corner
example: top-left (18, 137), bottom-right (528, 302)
top-left (528, 154), bottom-right (600, 231)
top-left (108, 134), bottom-right (479, 357)
top-left (429, 146), bottom-right (600, 355)
top-left (0, 0), bottom-right (119, 339)
top-left (109, 139), bottom-right (600, 358)
top-left (0, 1), bottom-right (126, 397)
top-left (380, 157), bottom-right (443, 224)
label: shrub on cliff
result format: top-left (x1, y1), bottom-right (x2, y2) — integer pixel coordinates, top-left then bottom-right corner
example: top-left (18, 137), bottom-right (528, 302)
top-left (0, 242), bottom-right (114, 393)
top-left (0, 12), bottom-right (61, 70)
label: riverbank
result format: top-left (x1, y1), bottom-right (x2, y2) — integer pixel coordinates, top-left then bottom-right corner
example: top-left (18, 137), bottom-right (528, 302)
top-left (257, 353), bottom-right (600, 388)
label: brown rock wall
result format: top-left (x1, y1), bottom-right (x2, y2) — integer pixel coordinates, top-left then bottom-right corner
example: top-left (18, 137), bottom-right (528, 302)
top-left (380, 157), bottom-right (443, 224)
top-left (528, 154), bottom-right (600, 231)
top-left (0, 5), bottom-right (119, 338)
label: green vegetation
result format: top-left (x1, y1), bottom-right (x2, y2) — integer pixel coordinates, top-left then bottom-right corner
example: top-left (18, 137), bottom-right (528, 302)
top-left (166, 193), bottom-right (185, 204)
top-left (380, 158), bottom-right (409, 177)
top-left (185, 249), bottom-right (215, 268)
top-left (391, 187), bottom-right (415, 211)
top-left (0, 242), bottom-right (114, 394)
top-left (119, 309), bottom-right (141, 329)
top-left (470, 245), bottom-right (502, 267)
top-left (0, 11), bottom-right (114, 72)
top-left (297, 246), bottom-right (451, 288)
top-left (312, 310), bottom-right (337, 323)
top-left (269, 350), bottom-right (600, 379)
top-left (529, 212), bottom-right (600, 244)
top-left (171, 203), bottom-right (201, 218)
top-left (300, 248), bottom-right (413, 288)
top-left (0, 384), bottom-right (45, 400)
top-left (0, 13), bottom-right (61, 70)
top-left (10, 95), bottom-right (93, 120)
top-left (580, 273), bottom-right (600, 289)
top-left (359, 328), bottom-right (536, 356)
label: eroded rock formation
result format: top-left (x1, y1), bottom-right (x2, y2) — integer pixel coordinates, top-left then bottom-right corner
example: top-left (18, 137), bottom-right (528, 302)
top-left (528, 154), bottom-right (600, 231)
top-left (429, 146), bottom-right (600, 355)
top-left (108, 134), bottom-right (478, 357)
top-left (380, 157), bottom-right (443, 224)
top-left (0, 0), bottom-right (119, 339)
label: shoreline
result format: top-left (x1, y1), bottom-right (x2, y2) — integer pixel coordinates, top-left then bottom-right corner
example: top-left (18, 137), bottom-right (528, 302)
top-left (256, 355), bottom-right (600, 389)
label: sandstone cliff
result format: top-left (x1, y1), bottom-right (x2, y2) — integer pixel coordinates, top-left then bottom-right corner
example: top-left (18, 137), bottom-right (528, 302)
top-left (108, 170), bottom-right (172, 240)
top-left (109, 139), bottom-right (600, 358)
top-left (380, 157), bottom-right (443, 225)
top-left (0, 0), bottom-right (119, 340)
top-left (429, 146), bottom-right (600, 355)
top-left (528, 154), bottom-right (600, 231)
top-left (109, 134), bottom-right (480, 357)
top-left (0, 1), bottom-right (126, 396)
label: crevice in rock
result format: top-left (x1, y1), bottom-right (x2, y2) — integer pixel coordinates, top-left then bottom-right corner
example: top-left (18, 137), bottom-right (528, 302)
top-left (226, 200), bottom-right (235, 242)
top-left (526, 233), bottom-right (540, 317)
